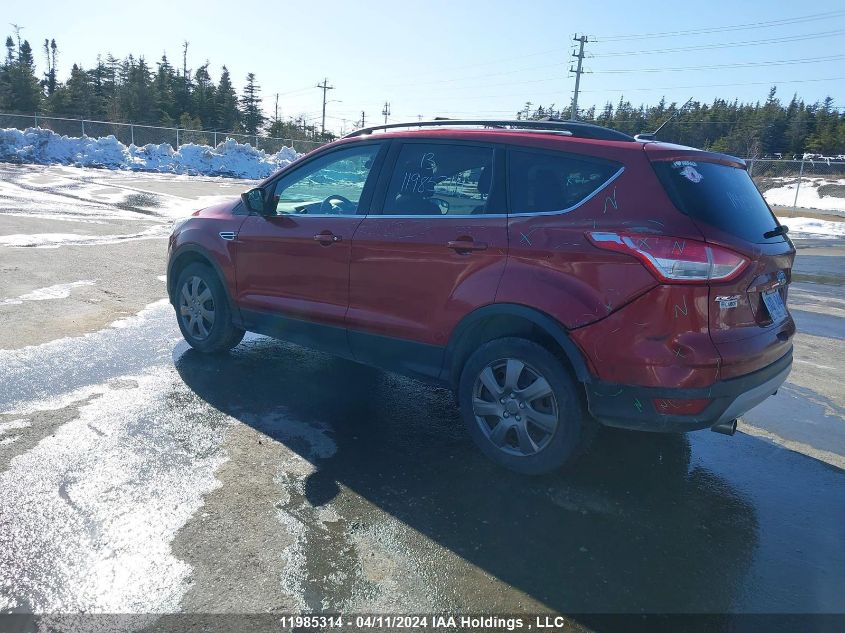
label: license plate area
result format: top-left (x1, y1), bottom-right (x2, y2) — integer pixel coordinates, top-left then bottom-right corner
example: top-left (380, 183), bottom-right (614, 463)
top-left (762, 288), bottom-right (788, 323)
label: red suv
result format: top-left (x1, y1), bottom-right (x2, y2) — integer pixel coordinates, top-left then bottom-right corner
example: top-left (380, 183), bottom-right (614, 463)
top-left (167, 120), bottom-right (795, 474)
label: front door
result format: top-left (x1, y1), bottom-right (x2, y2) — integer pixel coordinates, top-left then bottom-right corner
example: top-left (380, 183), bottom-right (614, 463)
top-left (235, 142), bottom-right (385, 354)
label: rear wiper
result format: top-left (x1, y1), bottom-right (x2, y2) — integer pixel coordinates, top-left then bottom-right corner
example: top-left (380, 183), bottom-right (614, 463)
top-left (764, 224), bottom-right (789, 239)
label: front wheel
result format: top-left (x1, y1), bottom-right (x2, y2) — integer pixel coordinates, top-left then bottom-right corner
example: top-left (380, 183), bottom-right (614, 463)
top-left (458, 337), bottom-right (594, 475)
top-left (175, 263), bottom-right (244, 353)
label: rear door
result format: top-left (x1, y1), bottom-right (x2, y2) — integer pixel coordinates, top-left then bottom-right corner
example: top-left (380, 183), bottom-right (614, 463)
top-left (649, 151), bottom-right (796, 378)
top-left (347, 140), bottom-right (508, 379)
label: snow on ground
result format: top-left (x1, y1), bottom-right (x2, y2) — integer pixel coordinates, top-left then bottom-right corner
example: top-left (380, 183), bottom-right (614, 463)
top-left (777, 216), bottom-right (845, 239)
top-left (764, 178), bottom-right (845, 213)
top-left (0, 226), bottom-right (167, 248)
top-left (0, 127), bottom-right (299, 179)
top-left (0, 280), bottom-right (95, 306)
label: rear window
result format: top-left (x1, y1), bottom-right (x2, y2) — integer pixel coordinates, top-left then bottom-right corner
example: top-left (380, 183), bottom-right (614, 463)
top-left (653, 160), bottom-right (781, 243)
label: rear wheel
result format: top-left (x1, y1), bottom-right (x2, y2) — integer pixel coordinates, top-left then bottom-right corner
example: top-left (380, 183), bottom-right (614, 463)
top-left (458, 337), bottom-right (594, 474)
top-left (175, 263), bottom-right (244, 353)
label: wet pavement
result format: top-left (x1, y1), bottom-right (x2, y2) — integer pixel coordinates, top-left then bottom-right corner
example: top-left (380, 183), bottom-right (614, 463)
top-left (0, 165), bottom-right (844, 630)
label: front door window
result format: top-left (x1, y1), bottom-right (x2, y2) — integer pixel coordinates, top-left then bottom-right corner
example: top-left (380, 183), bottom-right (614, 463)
top-left (271, 144), bottom-right (381, 215)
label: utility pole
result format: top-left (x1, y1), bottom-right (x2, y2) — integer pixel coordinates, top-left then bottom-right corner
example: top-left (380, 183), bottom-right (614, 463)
top-left (360, 111), bottom-right (366, 128)
top-left (182, 40), bottom-right (189, 79)
top-left (10, 24), bottom-right (22, 49)
top-left (382, 101), bottom-right (391, 125)
top-left (316, 78), bottom-right (334, 136)
top-left (570, 34), bottom-right (589, 120)
top-left (274, 93), bottom-right (279, 124)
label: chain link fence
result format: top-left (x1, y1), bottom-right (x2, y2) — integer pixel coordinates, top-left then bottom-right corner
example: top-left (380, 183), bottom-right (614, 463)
top-left (748, 158), bottom-right (845, 216)
top-left (2, 112), bottom-right (844, 216)
top-left (0, 112), bottom-right (327, 155)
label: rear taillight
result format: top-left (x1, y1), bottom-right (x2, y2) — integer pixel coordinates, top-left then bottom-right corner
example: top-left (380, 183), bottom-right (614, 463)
top-left (586, 232), bottom-right (748, 283)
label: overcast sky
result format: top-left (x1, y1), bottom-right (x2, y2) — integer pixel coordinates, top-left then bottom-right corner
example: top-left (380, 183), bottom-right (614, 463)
top-left (5, 0), bottom-right (844, 133)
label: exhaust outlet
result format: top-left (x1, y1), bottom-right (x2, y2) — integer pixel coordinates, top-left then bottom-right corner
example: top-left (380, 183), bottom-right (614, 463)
top-left (711, 419), bottom-right (737, 436)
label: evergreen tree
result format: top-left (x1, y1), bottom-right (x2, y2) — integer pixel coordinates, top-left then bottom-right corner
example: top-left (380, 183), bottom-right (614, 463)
top-left (155, 54), bottom-right (176, 124)
top-left (4, 38), bottom-right (42, 112)
top-left (216, 65), bottom-right (239, 131)
top-left (192, 61), bottom-right (216, 128)
top-left (54, 63), bottom-right (94, 116)
top-left (0, 37), bottom-right (14, 109)
top-left (240, 72), bottom-right (265, 135)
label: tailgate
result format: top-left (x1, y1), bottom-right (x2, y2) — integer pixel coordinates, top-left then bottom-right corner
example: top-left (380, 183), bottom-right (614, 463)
top-left (647, 147), bottom-right (796, 378)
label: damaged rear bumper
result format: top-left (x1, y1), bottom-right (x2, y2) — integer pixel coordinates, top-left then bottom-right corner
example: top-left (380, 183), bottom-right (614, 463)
top-left (585, 348), bottom-right (792, 432)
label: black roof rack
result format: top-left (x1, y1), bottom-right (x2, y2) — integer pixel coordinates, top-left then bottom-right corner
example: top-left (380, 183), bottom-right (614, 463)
top-left (342, 118), bottom-right (636, 142)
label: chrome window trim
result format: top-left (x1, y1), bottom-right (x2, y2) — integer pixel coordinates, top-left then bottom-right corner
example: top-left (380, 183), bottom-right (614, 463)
top-left (369, 166), bottom-right (625, 220)
top-left (507, 166), bottom-right (625, 217)
top-left (270, 213), bottom-right (363, 218)
top-left (364, 214), bottom-right (506, 219)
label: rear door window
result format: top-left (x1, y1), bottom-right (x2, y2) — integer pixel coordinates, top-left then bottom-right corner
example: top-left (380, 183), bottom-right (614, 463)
top-left (652, 160), bottom-right (782, 243)
top-left (507, 149), bottom-right (621, 214)
top-left (382, 143), bottom-right (497, 216)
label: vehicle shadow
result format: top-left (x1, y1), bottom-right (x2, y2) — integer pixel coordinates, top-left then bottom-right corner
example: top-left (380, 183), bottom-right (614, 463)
top-left (173, 335), bottom-right (759, 617)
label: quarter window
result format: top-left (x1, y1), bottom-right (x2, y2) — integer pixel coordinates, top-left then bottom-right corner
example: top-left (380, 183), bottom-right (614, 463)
top-left (383, 144), bottom-right (495, 216)
top-left (271, 144), bottom-right (381, 215)
top-left (508, 149), bottom-right (620, 214)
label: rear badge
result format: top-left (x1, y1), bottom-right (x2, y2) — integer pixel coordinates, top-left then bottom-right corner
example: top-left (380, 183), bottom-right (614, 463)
top-left (715, 295), bottom-right (740, 309)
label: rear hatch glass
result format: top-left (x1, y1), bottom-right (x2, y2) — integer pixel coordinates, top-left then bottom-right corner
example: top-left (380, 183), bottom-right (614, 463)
top-left (652, 160), bottom-right (783, 244)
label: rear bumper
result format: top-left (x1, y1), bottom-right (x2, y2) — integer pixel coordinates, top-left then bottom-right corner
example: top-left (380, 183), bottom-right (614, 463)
top-left (585, 348), bottom-right (792, 432)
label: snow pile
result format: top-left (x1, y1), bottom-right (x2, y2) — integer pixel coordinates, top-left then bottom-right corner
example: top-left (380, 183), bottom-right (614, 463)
top-left (0, 127), bottom-right (300, 179)
top-left (777, 216), bottom-right (845, 239)
top-left (763, 177), bottom-right (845, 213)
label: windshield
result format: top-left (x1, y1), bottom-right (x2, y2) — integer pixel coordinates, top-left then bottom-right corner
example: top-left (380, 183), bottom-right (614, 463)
top-left (653, 160), bottom-right (783, 243)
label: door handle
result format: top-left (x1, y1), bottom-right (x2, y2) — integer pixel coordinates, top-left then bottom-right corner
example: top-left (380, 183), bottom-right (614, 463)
top-left (313, 232), bottom-right (342, 244)
top-left (447, 239), bottom-right (488, 253)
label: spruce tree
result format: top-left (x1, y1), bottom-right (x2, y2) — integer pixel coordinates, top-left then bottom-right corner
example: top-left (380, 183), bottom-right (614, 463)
top-left (6, 38), bottom-right (42, 112)
top-left (240, 72), bottom-right (265, 135)
top-left (216, 66), bottom-right (239, 131)
top-left (192, 62), bottom-right (216, 129)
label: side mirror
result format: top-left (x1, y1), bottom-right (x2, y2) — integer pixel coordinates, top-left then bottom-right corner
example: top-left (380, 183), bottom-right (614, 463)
top-left (241, 187), bottom-right (270, 215)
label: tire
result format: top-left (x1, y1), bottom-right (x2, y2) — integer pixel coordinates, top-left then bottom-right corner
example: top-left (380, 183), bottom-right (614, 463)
top-left (458, 337), bottom-right (594, 475)
top-left (174, 262), bottom-right (245, 353)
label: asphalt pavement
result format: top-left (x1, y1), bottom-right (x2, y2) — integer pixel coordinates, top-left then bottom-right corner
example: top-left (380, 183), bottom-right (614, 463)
top-left (0, 164), bottom-right (843, 631)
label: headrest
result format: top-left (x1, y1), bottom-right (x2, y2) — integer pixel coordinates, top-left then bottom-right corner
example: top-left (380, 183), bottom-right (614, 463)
top-left (478, 165), bottom-right (492, 195)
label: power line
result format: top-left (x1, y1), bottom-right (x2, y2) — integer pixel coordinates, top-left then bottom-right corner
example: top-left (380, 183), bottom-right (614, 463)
top-left (594, 9), bottom-right (845, 41)
top-left (577, 76), bottom-right (845, 94)
top-left (378, 55), bottom-right (845, 99)
top-left (377, 53), bottom-right (844, 96)
top-left (274, 84), bottom-right (318, 97)
top-left (592, 29), bottom-right (845, 57)
top-left (594, 54), bottom-right (845, 74)
top-left (391, 76), bottom-right (845, 105)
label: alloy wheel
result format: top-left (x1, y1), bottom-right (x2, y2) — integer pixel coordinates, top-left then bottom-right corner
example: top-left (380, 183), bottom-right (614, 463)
top-left (472, 358), bottom-right (559, 457)
top-left (178, 275), bottom-right (215, 340)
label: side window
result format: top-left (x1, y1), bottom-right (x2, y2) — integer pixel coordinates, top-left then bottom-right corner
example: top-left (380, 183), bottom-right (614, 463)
top-left (383, 144), bottom-right (495, 216)
top-left (271, 144), bottom-right (381, 215)
top-left (508, 149), bottom-right (620, 214)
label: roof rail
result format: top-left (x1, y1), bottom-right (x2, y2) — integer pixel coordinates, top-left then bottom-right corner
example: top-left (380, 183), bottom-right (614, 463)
top-left (342, 118), bottom-right (636, 142)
